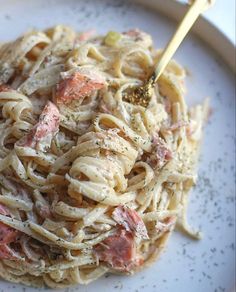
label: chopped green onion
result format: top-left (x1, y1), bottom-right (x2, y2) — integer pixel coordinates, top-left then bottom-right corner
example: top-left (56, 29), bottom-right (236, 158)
top-left (104, 31), bottom-right (121, 47)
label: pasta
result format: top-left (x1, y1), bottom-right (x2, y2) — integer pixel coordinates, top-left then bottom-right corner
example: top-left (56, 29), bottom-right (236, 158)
top-left (0, 26), bottom-right (208, 288)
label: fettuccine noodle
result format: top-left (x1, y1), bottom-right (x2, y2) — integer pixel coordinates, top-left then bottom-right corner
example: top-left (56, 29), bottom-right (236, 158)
top-left (0, 26), bottom-right (208, 288)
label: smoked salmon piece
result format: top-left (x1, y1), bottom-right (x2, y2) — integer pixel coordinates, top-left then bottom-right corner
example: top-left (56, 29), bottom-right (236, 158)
top-left (18, 101), bottom-right (60, 150)
top-left (112, 205), bottom-right (149, 239)
top-left (0, 84), bottom-right (11, 92)
top-left (78, 29), bottom-right (96, 41)
top-left (55, 71), bottom-right (105, 104)
top-left (93, 228), bottom-right (137, 272)
top-left (145, 135), bottom-right (172, 169)
top-left (0, 204), bottom-right (20, 260)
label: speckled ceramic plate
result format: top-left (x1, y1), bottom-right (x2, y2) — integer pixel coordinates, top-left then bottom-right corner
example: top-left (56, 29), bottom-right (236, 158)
top-left (0, 0), bottom-right (235, 291)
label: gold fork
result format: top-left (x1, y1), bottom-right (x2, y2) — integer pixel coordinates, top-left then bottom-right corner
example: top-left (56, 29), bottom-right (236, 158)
top-left (124, 0), bottom-right (215, 107)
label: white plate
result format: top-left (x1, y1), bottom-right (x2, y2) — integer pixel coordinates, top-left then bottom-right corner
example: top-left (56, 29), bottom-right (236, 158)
top-left (0, 0), bottom-right (235, 291)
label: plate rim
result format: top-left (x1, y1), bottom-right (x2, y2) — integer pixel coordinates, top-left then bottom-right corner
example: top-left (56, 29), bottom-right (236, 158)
top-left (0, 1), bottom-right (235, 291)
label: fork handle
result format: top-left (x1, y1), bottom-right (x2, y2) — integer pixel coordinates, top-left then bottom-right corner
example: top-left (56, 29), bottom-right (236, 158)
top-left (150, 0), bottom-right (213, 84)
